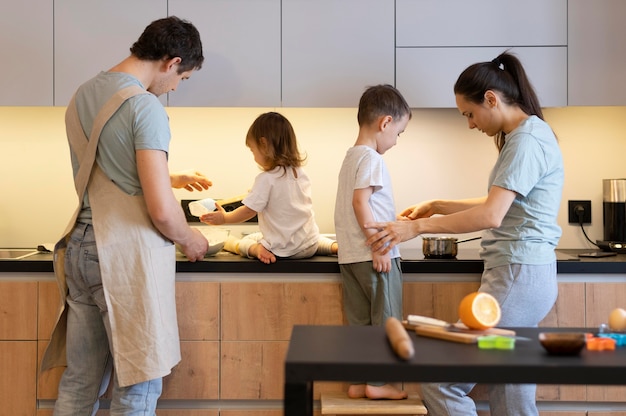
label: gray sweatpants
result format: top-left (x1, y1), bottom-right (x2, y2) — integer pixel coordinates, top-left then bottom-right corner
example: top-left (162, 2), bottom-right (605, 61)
top-left (340, 258), bottom-right (403, 387)
top-left (421, 262), bottom-right (558, 416)
top-left (340, 258), bottom-right (403, 326)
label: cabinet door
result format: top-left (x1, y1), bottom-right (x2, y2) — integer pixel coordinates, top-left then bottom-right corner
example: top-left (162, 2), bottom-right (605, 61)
top-left (0, 342), bottom-right (37, 415)
top-left (568, 0), bottom-right (626, 105)
top-left (396, 47), bottom-right (567, 108)
top-left (396, 0), bottom-right (566, 47)
top-left (0, 0), bottom-right (53, 105)
top-left (54, 0), bottom-right (167, 106)
top-left (282, 0), bottom-right (395, 107)
top-left (168, 0), bottom-right (281, 107)
top-left (221, 341), bottom-right (288, 399)
top-left (161, 341), bottom-right (219, 399)
top-left (221, 281), bottom-right (344, 341)
top-left (0, 281), bottom-right (37, 340)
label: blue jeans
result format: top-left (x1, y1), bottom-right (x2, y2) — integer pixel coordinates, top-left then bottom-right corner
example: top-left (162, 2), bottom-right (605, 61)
top-left (53, 223), bottom-right (162, 416)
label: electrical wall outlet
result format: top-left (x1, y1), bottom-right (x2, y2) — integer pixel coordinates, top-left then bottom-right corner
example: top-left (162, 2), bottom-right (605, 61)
top-left (568, 200), bottom-right (592, 224)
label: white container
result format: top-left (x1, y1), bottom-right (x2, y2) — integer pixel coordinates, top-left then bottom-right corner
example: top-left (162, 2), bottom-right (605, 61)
top-left (188, 198), bottom-right (216, 217)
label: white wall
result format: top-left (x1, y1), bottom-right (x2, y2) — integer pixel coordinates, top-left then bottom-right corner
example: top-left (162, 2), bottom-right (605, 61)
top-left (1, 105), bottom-right (625, 250)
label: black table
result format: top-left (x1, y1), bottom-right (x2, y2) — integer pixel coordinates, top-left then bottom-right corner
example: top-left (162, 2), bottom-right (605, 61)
top-left (284, 325), bottom-right (626, 415)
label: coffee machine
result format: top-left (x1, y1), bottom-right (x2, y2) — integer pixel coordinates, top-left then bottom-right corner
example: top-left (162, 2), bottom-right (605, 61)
top-left (598, 178), bottom-right (626, 253)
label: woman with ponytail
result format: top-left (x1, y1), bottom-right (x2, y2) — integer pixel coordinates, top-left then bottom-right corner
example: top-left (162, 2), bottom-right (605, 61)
top-left (365, 51), bottom-right (564, 415)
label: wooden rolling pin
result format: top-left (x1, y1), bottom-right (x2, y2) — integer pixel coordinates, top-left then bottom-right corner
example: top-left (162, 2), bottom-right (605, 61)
top-left (385, 317), bottom-right (415, 360)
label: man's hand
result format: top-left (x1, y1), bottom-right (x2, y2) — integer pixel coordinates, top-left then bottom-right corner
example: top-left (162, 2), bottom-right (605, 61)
top-left (171, 169), bottom-right (212, 192)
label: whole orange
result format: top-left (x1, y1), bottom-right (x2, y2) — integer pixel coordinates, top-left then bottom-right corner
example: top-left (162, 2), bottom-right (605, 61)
top-left (609, 307), bottom-right (626, 331)
top-left (458, 292), bottom-right (502, 330)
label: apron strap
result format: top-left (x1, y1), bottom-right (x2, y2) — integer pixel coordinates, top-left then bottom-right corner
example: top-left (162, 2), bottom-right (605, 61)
top-left (66, 85), bottom-right (147, 201)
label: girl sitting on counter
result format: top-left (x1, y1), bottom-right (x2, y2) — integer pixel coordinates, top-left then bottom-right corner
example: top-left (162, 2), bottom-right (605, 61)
top-left (200, 111), bottom-right (337, 264)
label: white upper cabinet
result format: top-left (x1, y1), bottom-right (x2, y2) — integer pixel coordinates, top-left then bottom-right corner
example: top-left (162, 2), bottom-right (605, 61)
top-left (7, 0), bottom-right (626, 107)
top-left (54, 0), bottom-right (167, 106)
top-left (395, 0), bottom-right (567, 108)
top-left (167, 0), bottom-right (281, 107)
top-left (282, 0), bottom-right (395, 107)
top-left (1, 0), bottom-right (53, 106)
top-left (396, 0), bottom-right (567, 47)
top-left (568, 0), bottom-right (626, 106)
top-left (397, 47), bottom-right (567, 108)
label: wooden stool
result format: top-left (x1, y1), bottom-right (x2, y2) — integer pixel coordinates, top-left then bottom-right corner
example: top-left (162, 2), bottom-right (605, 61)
top-left (321, 392), bottom-right (427, 415)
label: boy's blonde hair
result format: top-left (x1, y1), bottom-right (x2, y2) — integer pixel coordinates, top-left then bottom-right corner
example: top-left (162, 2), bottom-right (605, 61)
top-left (246, 112), bottom-right (306, 172)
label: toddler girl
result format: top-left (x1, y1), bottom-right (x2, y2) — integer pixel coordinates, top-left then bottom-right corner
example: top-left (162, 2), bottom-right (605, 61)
top-left (200, 112), bottom-right (337, 264)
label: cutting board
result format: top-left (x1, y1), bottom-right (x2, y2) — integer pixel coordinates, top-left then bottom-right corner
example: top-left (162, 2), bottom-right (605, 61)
top-left (403, 321), bottom-right (516, 343)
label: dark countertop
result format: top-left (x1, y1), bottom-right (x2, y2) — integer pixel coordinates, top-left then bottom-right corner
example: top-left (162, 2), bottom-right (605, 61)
top-left (1, 248), bottom-right (625, 275)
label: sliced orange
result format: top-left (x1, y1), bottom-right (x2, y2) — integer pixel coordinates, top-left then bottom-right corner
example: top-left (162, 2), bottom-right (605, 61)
top-left (458, 292), bottom-right (501, 330)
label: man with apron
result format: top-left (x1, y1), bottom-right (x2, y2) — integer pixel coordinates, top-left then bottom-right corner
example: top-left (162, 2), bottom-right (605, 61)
top-left (41, 16), bottom-right (210, 415)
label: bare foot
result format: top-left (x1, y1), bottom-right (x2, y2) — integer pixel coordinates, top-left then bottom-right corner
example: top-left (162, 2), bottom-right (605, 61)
top-left (364, 384), bottom-right (408, 400)
top-left (347, 384), bottom-right (366, 398)
top-left (331, 242), bottom-right (338, 255)
top-left (249, 243), bottom-right (276, 264)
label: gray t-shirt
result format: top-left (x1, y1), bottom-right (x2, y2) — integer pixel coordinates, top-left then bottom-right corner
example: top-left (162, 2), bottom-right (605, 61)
top-left (335, 145), bottom-right (400, 264)
top-left (481, 115), bottom-right (564, 269)
top-left (71, 72), bottom-right (171, 222)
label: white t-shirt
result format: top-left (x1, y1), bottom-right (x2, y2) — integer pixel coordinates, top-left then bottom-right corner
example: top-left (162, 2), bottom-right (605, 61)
top-left (334, 145), bottom-right (400, 264)
top-left (243, 166), bottom-right (320, 257)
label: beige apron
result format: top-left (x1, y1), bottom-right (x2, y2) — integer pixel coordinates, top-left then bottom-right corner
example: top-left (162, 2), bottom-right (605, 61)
top-left (41, 86), bottom-right (181, 387)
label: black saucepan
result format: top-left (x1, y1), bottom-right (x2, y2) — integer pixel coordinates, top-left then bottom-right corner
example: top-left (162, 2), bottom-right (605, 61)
top-left (422, 236), bottom-right (482, 259)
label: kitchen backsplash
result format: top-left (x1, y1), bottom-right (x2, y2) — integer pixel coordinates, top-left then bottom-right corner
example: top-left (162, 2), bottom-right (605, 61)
top-left (1, 105), bottom-right (625, 250)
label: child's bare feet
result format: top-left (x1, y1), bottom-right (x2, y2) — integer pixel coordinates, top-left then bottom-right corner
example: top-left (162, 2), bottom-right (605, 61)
top-left (364, 384), bottom-right (408, 400)
top-left (331, 242), bottom-right (338, 255)
top-left (348, 383), bottom-right (407, 400)
top-left (347, 384), bottom-right (366, 398)
top-left (249, 243), bottom-right (276, 264)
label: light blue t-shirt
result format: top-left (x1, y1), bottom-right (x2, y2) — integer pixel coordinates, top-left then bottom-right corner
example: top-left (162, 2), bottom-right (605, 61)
top-left (71, 72), bottom-right (171, 221)
top-left (480, 115), bottom-right (564, 269)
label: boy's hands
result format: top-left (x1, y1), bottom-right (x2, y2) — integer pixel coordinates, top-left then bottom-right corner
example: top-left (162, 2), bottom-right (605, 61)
top-left (372, 249), bottom-right (391, 273)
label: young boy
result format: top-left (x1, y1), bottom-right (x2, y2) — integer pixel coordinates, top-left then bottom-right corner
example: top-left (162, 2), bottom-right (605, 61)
top-left (334, 84), bottom-right (412, 400)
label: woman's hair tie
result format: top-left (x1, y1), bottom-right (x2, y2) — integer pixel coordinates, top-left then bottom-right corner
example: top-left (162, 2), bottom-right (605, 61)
top-left (491, 57), bottom-right (504, 70)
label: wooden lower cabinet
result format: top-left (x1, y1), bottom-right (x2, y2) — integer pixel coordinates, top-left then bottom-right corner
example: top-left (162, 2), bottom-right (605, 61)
top-left (0, 281), bottom-right (38, 416)
top-left (220, 280), bottom-right (346, 407)
top-left (586, 283), bottom-right (626, 400)
top-left (220, 341), bottom-right (288, 399)
top-left (38, 411), bottom-right (218, 415)
top-left (36, 282), bottom-right (221, 405)
top-left (161, 341), bottom-right (219, 399)
top-left (588, 413), bottom-right (626, 416)
top-left (1, 341), bottom-right (37, 416)
top-left (220, 281), bottom-right (345, 341)
top-left (1, 276), bottom-right (623, 413)
top-left (402, 281), bottom-right (481, 322)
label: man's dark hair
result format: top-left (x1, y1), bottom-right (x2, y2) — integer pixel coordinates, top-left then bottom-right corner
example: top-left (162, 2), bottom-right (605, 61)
top-left (130, 16), bottom-right (204, 74)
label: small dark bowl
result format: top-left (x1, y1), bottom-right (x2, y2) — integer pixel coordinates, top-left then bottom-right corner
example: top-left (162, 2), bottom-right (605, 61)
top-left (538, 332), bottom-right (586, 356)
